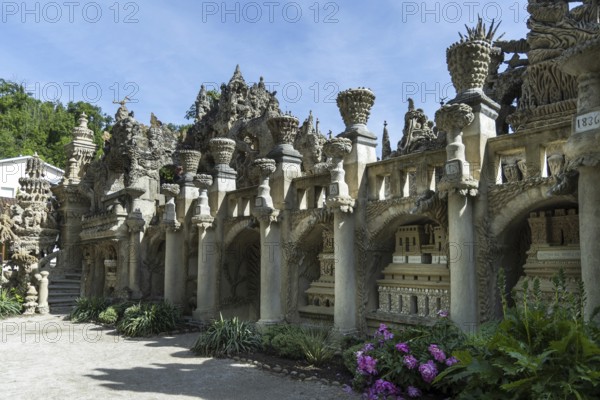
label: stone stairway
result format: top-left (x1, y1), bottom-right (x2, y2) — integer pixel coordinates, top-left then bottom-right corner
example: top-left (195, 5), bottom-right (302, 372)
top-left (48, 272), bottom-right (82, 313)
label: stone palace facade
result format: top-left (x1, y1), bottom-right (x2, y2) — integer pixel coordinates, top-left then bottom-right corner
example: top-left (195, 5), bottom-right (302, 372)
top-left (17, 1), bottom-right (599, 333)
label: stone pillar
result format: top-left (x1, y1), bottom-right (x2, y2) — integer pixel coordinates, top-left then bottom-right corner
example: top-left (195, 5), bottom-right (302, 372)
top-left (192, 174), bottom-right (217, 320)
top-left (251, 158), bottom-right (283, 325)
top-left (36, 271), bottom-right (49, 314)
top-left (336, 88), bottom-right (377, 198)
top-left (126, 209), bottom-right (145, 299)
top-left (324, 137), bottom-right (357, 334)
top-left (161, 184), bottom-right (185, 306)
top-left (436, 104), bottom-right (478, 332)
top-left (209, 138), bottom-right (237, 212)
top-left (559, 38), bottom-right (600, 321)
top-left (266, 113), bottom-right (303, 210)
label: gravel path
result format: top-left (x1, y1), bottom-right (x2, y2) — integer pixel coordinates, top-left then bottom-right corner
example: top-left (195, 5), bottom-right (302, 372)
top-left (1, 313), bottom-right (359, 400)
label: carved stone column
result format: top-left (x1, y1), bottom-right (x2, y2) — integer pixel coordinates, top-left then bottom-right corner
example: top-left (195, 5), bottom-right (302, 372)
top-left (436, 104), bottom-right (478, 332)
top-left (336, 88), bottom-right (377, 198)
top-left (192, 174), bottom-right (217, 320)
top-left (252, 158), bottom-right (283, 325)
top-left (161, 184), bottom-right (184, 306)
top-left (266, 114), bottom-right (302, 210)
top-left (126, 209), bottom-right (145, 299)
top-left (324, 137), bottom-right (357, 334)
top-left (559, 38), bottom-right (600, 321)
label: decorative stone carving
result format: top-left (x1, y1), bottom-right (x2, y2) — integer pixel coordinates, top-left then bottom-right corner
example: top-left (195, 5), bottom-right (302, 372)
top-left (446, 18), bottom-right (500, 94)
top-left (302, 229), bottom-right (336, 314)
top-left (10, 153), bottom-right (59, 258)
top-left (252, 158), bottom-right (276, 209)
top-left (323, 138), bottom-right (355, 212)
top-left (266, 113), bottom-right (302, 161)
top-left (193, 174), bottom-right (214, 218)
top-left (36, 271), bottom-right (50, 314)
top-left (23, 283), bottom-right (38, 315)
top-left (337, 87), bottom-right (375, 127)
top-left (63, 113), bottom-right (97, 184)
top-left (517, 209), bottom-right (581, 297)
top-left (161, 184), bottom-right (181, 232)
top-left (104, 259), bottom-right (118, 295)
top-left (397, 99), bottom-right (440, 155)
top-left (376, 225), bottom-right (449, 320)
top-left (295, 111), bottom-right (328, 173)
top-left (209, 138), bottom-right (236, 168)
top-left (177, 149), bottom-right (202, 184)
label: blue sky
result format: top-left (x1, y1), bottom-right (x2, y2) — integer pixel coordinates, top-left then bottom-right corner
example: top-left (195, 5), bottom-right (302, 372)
top-left (2, 1), bottom-right (529, 154)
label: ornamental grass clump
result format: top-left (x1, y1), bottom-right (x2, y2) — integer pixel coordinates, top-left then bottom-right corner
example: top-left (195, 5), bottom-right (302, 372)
top-left (0, 288), bottom-right (22, 318)
top-left (70, 297), bottom-right (110, 322)
top-left (344, 319), bottom-right (464, 399)
top-left (191, 314), bottom-right (261, 357)
top-left (116, 301), bottom-right (181, 337)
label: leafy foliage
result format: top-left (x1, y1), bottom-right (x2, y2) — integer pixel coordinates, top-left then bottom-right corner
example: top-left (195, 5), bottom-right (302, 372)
top-left (0, 79), bottom-right (112, 168)
top-left (98, 306), bottom-right (119, 325)
top-left (116, 301), bottom-right (181, 337)
top-left (191, 314), bottom-right (261, 357)
top-left (262, 323), bottom-right (337, 365)
top-left (70, 297), bottom-right (110, 322)
top-left (437, 269), bottom-right (600, 399)
top-left (0, 288), bottom-right (21, 318)
top-left (296, 326), bottom-right (337, 366)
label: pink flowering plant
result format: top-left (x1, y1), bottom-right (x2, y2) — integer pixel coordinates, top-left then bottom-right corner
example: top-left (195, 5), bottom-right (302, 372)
top-left (344, 318), bottom-right (465, 399)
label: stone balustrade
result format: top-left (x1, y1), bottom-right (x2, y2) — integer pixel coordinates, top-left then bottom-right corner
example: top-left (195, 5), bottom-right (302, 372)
top-left (487, 126), bottom-right (571, 184)
top-left (366, 150), bottom-right (446, 200)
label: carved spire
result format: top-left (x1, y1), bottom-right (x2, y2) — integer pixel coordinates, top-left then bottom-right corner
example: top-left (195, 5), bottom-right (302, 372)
top-left (382, 121), bottom-right (392, 160)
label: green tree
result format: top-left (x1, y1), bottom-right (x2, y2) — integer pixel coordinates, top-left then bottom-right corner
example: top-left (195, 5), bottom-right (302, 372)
top-left (0, 79), bottom-right (112, 168)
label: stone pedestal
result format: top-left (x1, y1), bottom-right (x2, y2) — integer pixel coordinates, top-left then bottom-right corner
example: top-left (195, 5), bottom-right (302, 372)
top-left (559, 38), bottom-right (600, 321)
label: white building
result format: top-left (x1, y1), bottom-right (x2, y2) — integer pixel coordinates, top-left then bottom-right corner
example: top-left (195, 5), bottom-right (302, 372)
top-left (0, 155), bottom-right (64, 198)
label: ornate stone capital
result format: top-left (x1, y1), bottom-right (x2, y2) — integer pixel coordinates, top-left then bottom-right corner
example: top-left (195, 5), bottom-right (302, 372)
top-left (177, 150), bottom-right (202, 184)
top-left (126, 209), bottom-right (145, 233)
top-left (336, 88), bottom-right (375, 127)
top-left (160, 219), bottom-right (181, 233)
top-left (323, 137), bottom-right (352, 161)
top-left (161, 183), bottom-right (180, 200)
top-left (435, 103), bottom-right (474, 133)
top-left (253, 207), bottom-right (280, 224)
top-left (193, 214), bottom-right (215, 231)
top-left (437, 178), bottom-right (479, 198)
top-left (252, 158), bottom-right (276, 177)
top-left (267, 113), bottom-right (299, 146)
top-left (193, 174), bottom-right (214, 190)
top-left (209, 137), bottom-right (236, 167)
top-left (326, 196), bottom-right (355, 213)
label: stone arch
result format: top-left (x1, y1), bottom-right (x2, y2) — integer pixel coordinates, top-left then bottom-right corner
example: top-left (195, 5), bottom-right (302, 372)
top-left (490, 184), bottom-right (576, 238)
top-left (482, 185), bottom-right (577, 320)
top-left (366, 199), bottom-right (421, 242)
top-left (289, 208), bottom-right (333, 244)
top-left (223, 217), bottom-right (259, 250)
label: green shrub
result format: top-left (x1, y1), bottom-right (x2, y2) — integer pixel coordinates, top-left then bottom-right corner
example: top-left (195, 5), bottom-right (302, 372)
top-left (438, 270), bottom-right (600, 400)
top-left (296, 326), bottom-right (337, 365)
top-left (191, 314), bottom-right (261, 357)
top-left (117, 301), bottom-right (181, 337)
top-left (98, 306), bottom-right (119, 325)
top-left (267, 325), bottom-right (305, 359)
top-left (0, 288), bottom-right (22, 318)
top-left (70, 297), bottom-right (109, 322)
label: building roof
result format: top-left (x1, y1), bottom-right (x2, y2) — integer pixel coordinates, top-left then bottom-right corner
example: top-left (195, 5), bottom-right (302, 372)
top-left (0, 155), bottom-right (65, 175)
